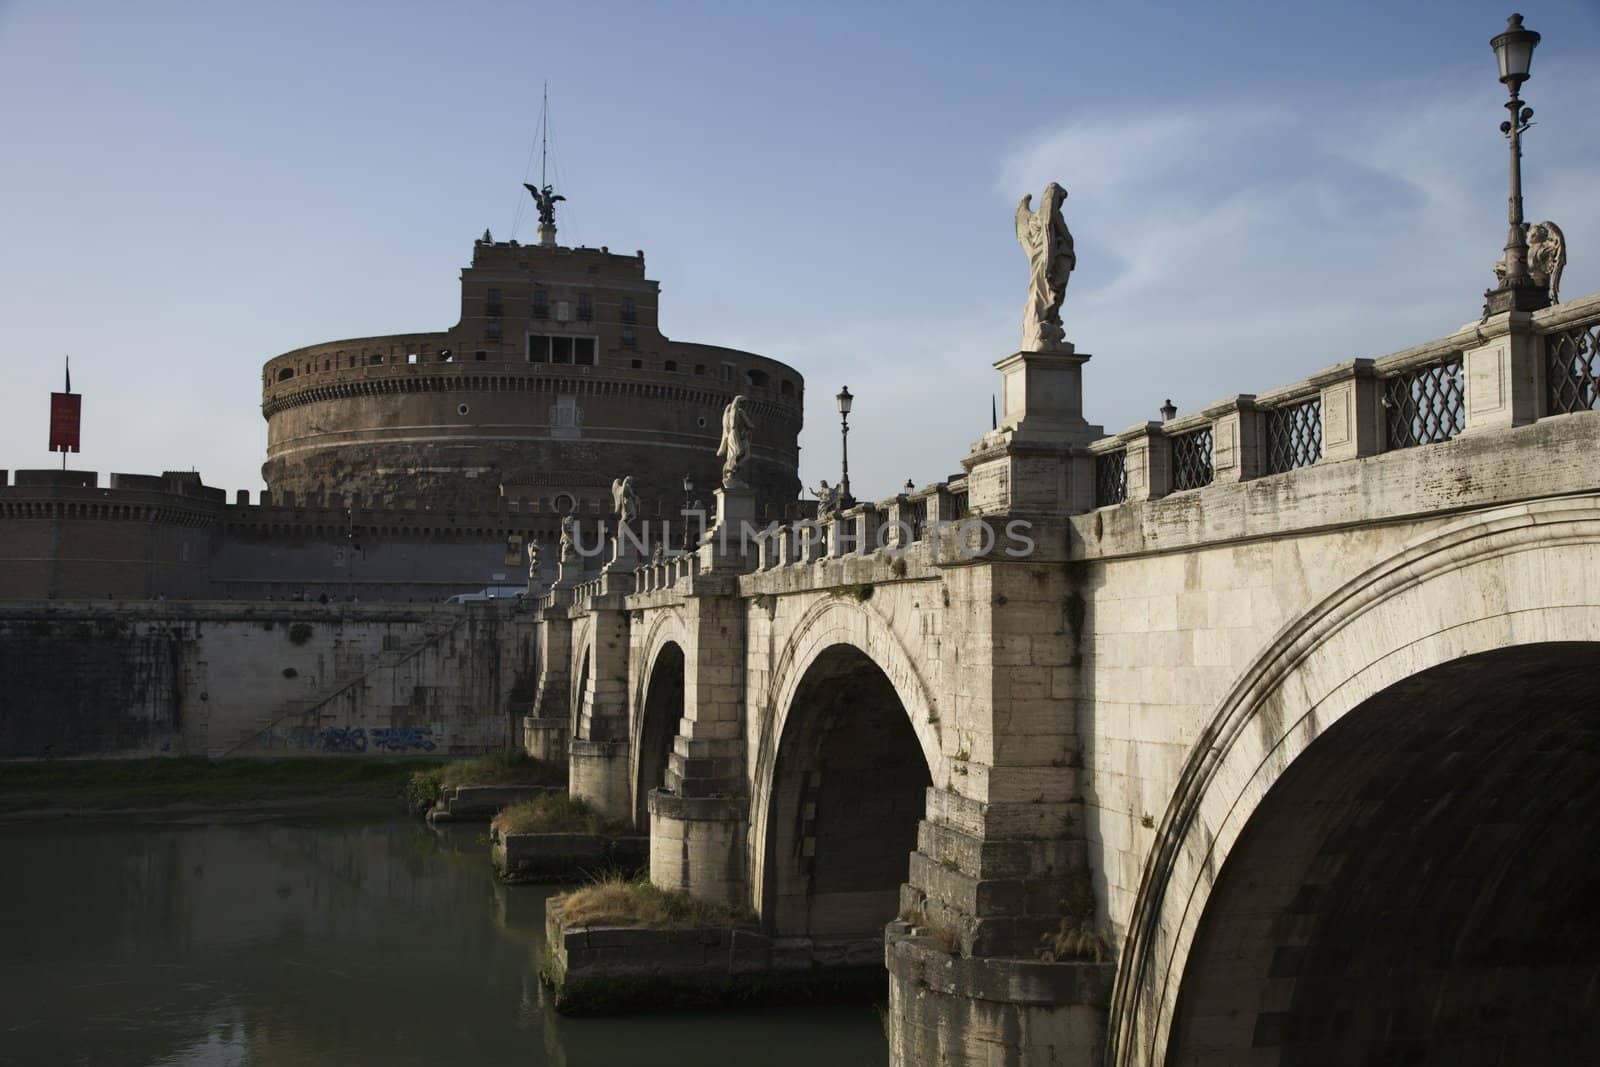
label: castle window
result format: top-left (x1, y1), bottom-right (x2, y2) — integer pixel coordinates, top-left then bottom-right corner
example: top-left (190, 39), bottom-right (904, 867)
top-left (721, 363), bottom-right (734, 381)
top-left (781, 379), bottom-right (795, 396)
top-left (475, 350), bottom-right (487, 362)
top-left (369, 354), bottom-right (384, 365)
top-left (622, 327), bottom-right (636, 348)
top-left (486, 288), bottom-right (503, 316)
top-left (631, 358), bottom-right (643, 370)
top-left (438, 349), bottom-right (453, 362)
top-left (532, 288), bottom-right (549, 319)
top-left (529, 335), bottom-right (597, 366)
top-left (485, 319), bottom-right (501, 340)
top-left (555, 300), bottom-right (571, 322)
top-left (277, 368), bottom-right (295, 382)
top-left (323, 360), bottom-right (330, 372)
top-left (407, 352), bottom-right (419, 365)
top-left (664, 360), bottom-right (678, 372)
top-left (694, 363), bottom-right (706, 375)
top-left (621, 297), bottom-right (636, 324)
top-left (746, 369), bottom-right (769, 389)
top-left (577, 294), bottom-right (592, 321)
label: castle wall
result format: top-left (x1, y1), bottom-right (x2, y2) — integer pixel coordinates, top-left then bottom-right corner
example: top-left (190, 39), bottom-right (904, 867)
top-left (0, 600), bottom-right (536, 760)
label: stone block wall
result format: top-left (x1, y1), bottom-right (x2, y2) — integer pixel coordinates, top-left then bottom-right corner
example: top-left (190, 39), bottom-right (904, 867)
top-left (0, 600), bottom-right (535, 760)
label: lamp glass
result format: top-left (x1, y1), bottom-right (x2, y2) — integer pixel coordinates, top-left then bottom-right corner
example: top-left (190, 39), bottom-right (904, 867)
top-left (836, 387), bottom-right (853, 416)
top-left (1492, 17), bottom-right (1539, 83)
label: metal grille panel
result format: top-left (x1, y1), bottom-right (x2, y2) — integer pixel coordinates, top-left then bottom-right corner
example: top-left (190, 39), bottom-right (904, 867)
top-left (946, 490), bottom-right (969, 519)
top-left (1095, 451), bottom-right (1127, 507)
top-left (1383, 356), bottom-right (1464, 449)
top-left (1547, 324), bottom-right (1600, 414)
top-left (1266, 397), bottom-right (1323, 474)
top-left (1171, 428), bottom-right (1214, 491)
top-left (902, 497), bottom-right (927, 542)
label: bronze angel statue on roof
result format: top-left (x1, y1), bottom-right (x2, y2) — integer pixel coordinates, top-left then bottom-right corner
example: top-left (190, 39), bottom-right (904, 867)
top-left (524, 183), bottom-right (565, 228)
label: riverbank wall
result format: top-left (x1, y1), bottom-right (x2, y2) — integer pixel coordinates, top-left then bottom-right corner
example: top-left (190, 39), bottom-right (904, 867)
top-left (0, 600), bottom-right (537, 760)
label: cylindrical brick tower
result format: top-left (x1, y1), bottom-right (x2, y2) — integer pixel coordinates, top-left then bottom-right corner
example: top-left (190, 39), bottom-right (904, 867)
top-left (261, 234), bottom-right (804, 520)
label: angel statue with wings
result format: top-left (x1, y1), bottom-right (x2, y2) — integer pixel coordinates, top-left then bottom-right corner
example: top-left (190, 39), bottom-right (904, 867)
top-left (611, 476), bottom-right (640, 528)
top-left (717, 396), bottom-right (754, 489)
top-left (1015, 182), bottom-right (1076, 351)
top-left (1528, 221), bottom-right (1567, 304)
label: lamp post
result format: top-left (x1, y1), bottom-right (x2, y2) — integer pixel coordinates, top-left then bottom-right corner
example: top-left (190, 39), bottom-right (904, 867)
top-left (835, 386), bottom-right (854, 509)
top-left (1483, 12), bottom-right (1548, 315)
top-left (681, 474), bottom-right (696, 550)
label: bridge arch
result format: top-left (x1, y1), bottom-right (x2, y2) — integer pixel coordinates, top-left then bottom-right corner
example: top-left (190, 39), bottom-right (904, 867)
top-left (630, 608), bottom-right (691, 829)
top-left (750, 596), bottom-right (942, 940)
top-left (568, 627), bottom-right (592, 740)
top-left (1109, 496), bottom-right (1600, 1066)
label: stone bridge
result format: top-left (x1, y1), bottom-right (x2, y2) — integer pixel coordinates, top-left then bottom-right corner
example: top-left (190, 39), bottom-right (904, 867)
top-left (522, 294), bottom-right (1600, 1065)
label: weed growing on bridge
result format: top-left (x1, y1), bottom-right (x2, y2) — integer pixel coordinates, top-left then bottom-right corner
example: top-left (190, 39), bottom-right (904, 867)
top-left (552, 873), bottom-right (755, 930)
top-left (407, 750), bottom-right (567, 811)
top-left (492, 794), bottom-right (630, 838)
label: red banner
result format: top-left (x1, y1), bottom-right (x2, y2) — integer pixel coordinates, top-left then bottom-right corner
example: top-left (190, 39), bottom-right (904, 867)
top-left (49, 392), bottom-right (81, 453)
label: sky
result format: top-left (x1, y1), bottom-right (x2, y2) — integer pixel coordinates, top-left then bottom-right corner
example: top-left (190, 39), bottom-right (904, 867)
top-left (2, 1), bottom-right (1597, 501)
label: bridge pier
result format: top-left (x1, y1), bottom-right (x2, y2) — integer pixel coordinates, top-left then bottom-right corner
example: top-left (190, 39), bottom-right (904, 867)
top-left (522, 585), bottom-right (575, 763)
top-left (569, 596), bottom-right (635, 823)
top-left (648, 577), bottom-right (752, 907)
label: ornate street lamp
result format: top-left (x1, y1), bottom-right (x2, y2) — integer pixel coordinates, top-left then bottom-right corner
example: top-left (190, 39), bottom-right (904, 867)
top-left (1483, 13), bottom-right (1548, 315)
top-left (835, 386), bottom-right (855, 509)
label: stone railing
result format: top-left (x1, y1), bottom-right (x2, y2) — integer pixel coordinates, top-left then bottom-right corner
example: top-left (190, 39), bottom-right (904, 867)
top-left (748, 475), bottom-right (971, 571)
top-left (1086, 292), bottom-right (1600, 506)
top-left (632, 551), bottom-right (700, 594)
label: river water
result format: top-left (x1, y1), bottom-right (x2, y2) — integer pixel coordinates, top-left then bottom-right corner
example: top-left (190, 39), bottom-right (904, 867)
top-left (0, 814), bottom-right (887, 1066)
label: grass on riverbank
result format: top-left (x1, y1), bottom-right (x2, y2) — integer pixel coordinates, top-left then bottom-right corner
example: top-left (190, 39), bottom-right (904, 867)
top-left (551, 872), bottom-right (756, 930)
top-left (405, 750), bottom-right (568, 811)
top-left (491, 794), bottom-right (630, 838)
top-left (0, 757), bottom-right (437, 810)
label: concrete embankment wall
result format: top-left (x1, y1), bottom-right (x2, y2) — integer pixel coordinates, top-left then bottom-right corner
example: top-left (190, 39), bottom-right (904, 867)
top-left (0, 600), bottom-right (537, 760)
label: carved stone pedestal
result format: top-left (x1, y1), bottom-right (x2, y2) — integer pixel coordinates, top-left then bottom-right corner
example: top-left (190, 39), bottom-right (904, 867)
top-left (965, 349), bottom-right (1102, 515)
top-left (700, 487), bottom-right (759, 568)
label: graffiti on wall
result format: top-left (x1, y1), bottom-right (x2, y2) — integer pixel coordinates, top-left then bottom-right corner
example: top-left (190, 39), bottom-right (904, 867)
top-left (256, 724), bottom-right (439, 753)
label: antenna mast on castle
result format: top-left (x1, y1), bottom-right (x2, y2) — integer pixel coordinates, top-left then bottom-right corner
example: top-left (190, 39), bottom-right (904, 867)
top-left (522, 83), bottom-right (565, 249)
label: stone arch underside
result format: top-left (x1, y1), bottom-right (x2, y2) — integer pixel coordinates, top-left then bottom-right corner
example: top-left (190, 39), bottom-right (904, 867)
top-left (760, 642), bottom-right (932, 942)
top-left (1109, 496), bottom-right (1600, 1066)
top-left (632, 640), bottom-right (685, 829)
top-left (569, 632), bottom-right (592, 740)
top-left (1165, 642), bottom-right (1600, 1064)
top-left (749, 595), bottom-right (945, 926)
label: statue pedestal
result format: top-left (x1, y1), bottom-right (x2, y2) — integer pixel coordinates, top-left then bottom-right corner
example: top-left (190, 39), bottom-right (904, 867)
top-left (964, 348), bottom-right (1102, 516)
top-left (602, 528), bottom-right (644, 579)
top-left (995, 348), bottom-right (1098, 445)
top-left (700, 487), bottom-right (759, 568)
top-left (554, 558), bottom-right (583, 586)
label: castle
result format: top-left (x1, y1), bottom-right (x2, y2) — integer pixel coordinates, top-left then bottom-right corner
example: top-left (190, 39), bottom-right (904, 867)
top-left (0, 208), bottom-right (806, 602)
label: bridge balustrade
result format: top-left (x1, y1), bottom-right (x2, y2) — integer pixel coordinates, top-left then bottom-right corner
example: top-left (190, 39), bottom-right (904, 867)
top-left (1381, 353), bottom-right (1465, 450)
top-left (1265, 394), bottom-right (1323, 473)
top-left (1094, 450), bottom-right (1127, 507)
top-left (1546, 318), bottom-right (1600, 414)
top-left (1169, 425), bottom-right (1215, 491)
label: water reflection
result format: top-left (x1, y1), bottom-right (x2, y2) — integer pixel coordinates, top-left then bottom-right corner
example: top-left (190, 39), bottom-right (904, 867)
top-left (0, 815), bottom-right (886, 1067)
